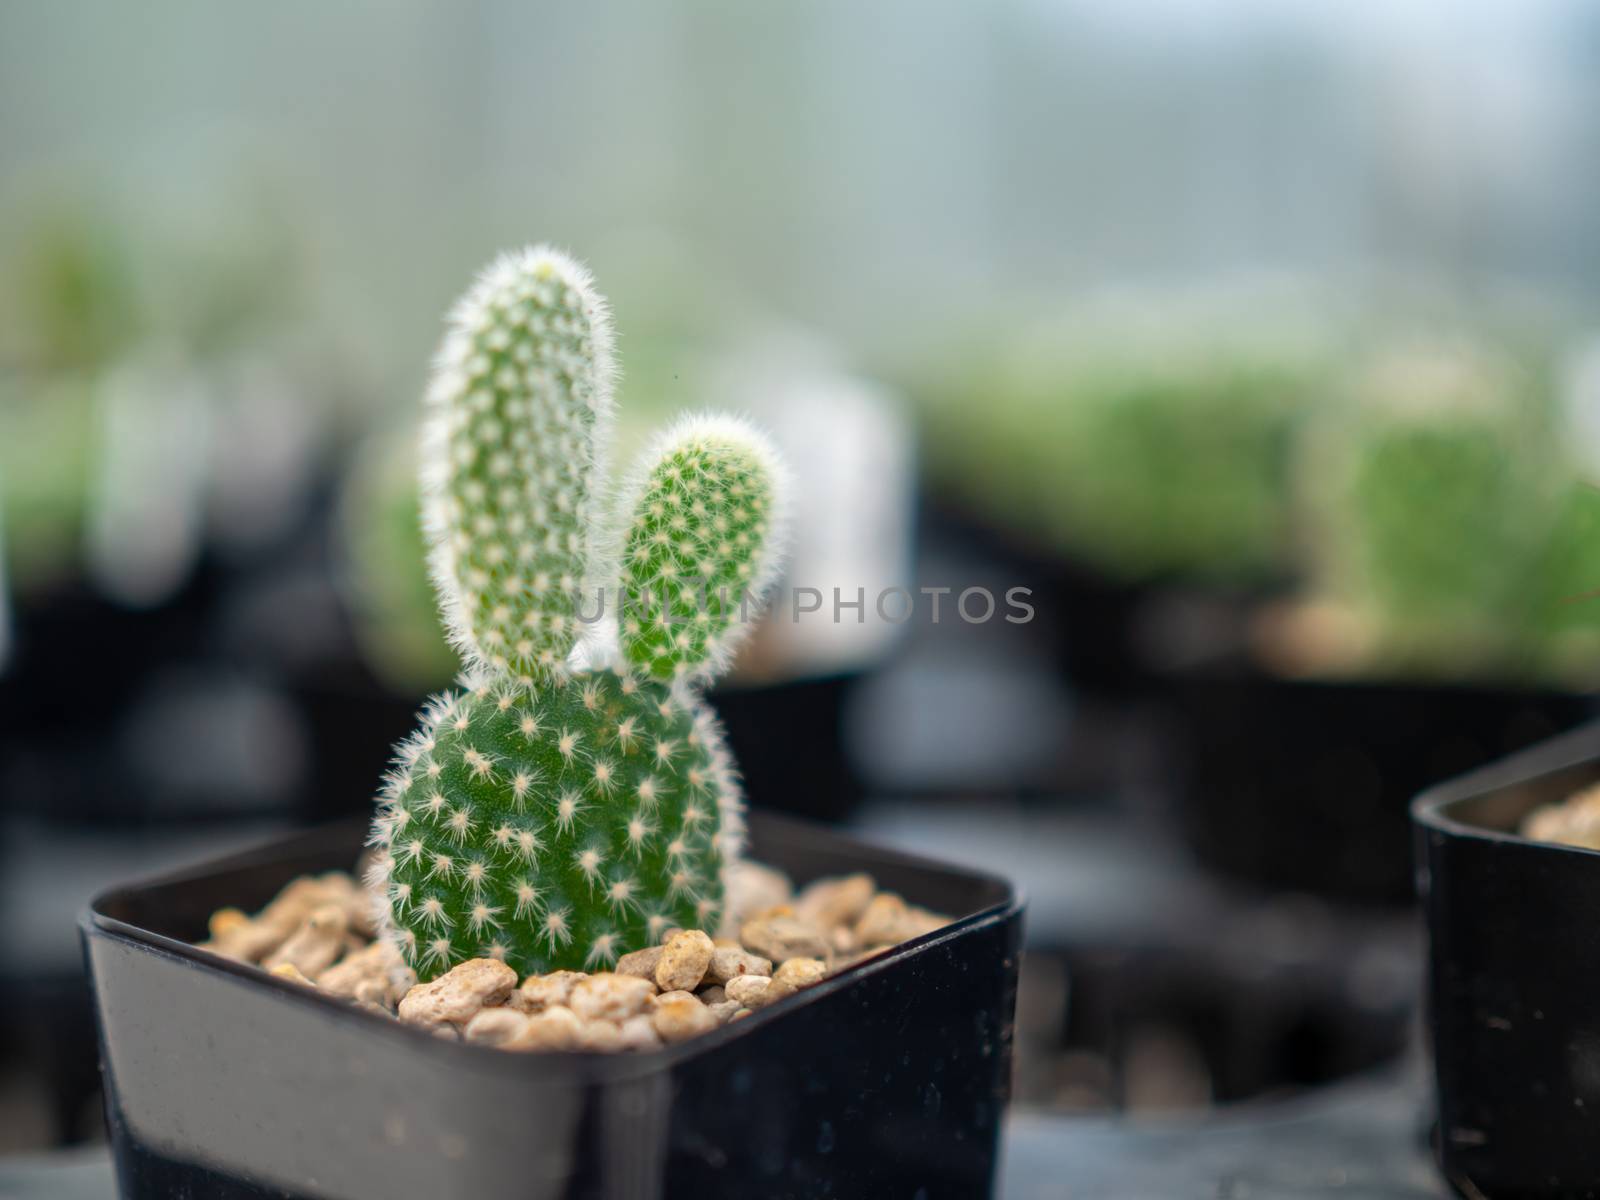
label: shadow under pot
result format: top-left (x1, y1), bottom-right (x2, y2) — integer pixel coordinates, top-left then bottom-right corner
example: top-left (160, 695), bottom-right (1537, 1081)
top-left (1413, 718), bottom-right (1600, 1198)
top-left (1168, 669), bottom-right (1592, 904)
top-left (81, 812), bottom-right (1023, 1200)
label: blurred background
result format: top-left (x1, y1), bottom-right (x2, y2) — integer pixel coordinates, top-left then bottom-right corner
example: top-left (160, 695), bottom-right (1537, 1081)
top-left (5, 0), bottom-right (1600, 1189)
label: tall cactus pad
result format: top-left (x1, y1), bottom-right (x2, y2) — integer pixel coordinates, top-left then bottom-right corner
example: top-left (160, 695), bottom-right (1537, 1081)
top-left (421, 247), bottom-right (614, 678)
top-left (370, 670), bottom-right (733, 979)
top-left (620, 417), bottom-right (785, 681)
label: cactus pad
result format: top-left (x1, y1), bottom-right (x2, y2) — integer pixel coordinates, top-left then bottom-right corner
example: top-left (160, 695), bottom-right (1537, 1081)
top-left (372, 669), bottom-right (734, 978)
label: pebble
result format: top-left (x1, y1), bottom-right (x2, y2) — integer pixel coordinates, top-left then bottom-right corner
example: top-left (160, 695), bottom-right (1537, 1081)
top-left (463, 1008), bottom-right (533, 1048)
top-left (655, 930), bottom-right (715, 992)
top-left (618, 1014), bottom-right (663, 1052)
top-left (519, 1006), bottom-right (584, 1051)
top-left (614, 945), bottom-right (664, 981)
top-left (772, 957), bottom-right (827, 991)
top-left (724, 860), bottom-right (793, 925)
top-left (576, 1020), bottom-right (628, 1053)
top-left (653, 994), bottom-right (717, 1043)
top-left (510, 970), bottom-right (587, 1014)
top-left (318, 940), bottom-right (403, 999)
top-left (397, 958), bottom-right (517, 1030)
top-left (353, 978), bottom-right (396, 1009)
top-left (739, 915), bottom-right (830, 965)
top-left (569, 973), bottom-right (658, 1022)
top-left (706, 999), bottom-right (742, 1025)
top-left (704, 946), bottom-right (772, 985)
top-left (856, 893), bottom-right (932, 947)
top-left (263, 904), bottom-right (349, 978)
top-left (795, 873), bottom-right (876, 930)
top-left (269, 962), bottom-right (315, 987)
top-left (724, 974), bottom-right (774, 1007)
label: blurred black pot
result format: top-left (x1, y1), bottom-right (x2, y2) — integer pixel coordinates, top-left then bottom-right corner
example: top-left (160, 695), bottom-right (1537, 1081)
top-left (917, 496), bottom-right (1160, 697)
top-left (708, 673), bottom-right (863, 824)
top-left (83, 812), bottom-right (1023, 1199)
top-left (1167, 665), bottom-right (1592, 904)
top-left (1413, 719), bottom-right (1600, 1198)
top-left (1015, 918), bottom-right (1415, 1113)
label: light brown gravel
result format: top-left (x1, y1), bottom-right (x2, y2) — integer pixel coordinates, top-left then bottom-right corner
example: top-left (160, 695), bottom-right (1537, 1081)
top-left (199, 860), bottom-right (948, 1054)
top-left (397, 958), bottom-right (517, 1030)
top-left (1523, 782), bottom-right (1600, 850)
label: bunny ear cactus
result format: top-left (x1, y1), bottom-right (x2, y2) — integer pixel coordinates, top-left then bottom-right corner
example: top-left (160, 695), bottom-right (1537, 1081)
top-left (367, 248), bottom-right (788, 981)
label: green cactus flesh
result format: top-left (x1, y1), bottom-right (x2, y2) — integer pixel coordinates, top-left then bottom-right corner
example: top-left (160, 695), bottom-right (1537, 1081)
top-left (373, 668), bottom-right (732, 980)
top-left (423, 249), bottom-right (612, 681)
top-left (621, 424), bottom-right (779, 681)
top-left (369, 246), bottom-right (786, 982)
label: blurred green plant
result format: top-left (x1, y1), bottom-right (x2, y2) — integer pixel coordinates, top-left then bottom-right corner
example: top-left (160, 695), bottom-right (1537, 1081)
top-left (1286, 338), bottom-right (1600, 685)
top-left (3, 202), bottom-right (145, 370)
top-left (340, 434), bottom-right (459, 694)
top-left (1510, 479), bottom-right (1600, 684)
top-left (0, 183), bottom-right (333, 601)
top-left (923, 331), bottom-right (1327, 585)
top-left (0, 373), bottom-right (97, 591)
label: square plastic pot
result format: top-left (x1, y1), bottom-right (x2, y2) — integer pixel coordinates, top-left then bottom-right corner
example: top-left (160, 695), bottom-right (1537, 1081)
top-left (1174, 670), bottom-right (1590, 903)
top-left (81, 810), bottom-right (1023, 1199)
top-left (1413, 718), bottom-right (1600, 1198)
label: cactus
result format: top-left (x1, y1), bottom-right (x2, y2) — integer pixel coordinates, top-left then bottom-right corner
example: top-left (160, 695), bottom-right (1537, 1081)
top-left (366, 248), bottom-right (787, 980)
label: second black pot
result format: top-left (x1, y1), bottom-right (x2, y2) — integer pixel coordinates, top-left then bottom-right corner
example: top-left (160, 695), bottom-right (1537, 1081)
top-left (1414, 718), bottom-right (1600, 1198)
top-left (1170, 668), bottom-right (1591, 903)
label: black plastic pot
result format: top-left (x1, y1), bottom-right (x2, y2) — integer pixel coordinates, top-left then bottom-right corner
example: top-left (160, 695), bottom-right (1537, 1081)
top-left (1413, 718), bottom-right (1600, 1198)
top-left (1169, 667), bottom-right (1592, 904)
top-left (708, 673), bottom-right (865, 824)
top-left (1015, 931), bottom-right (1414, 1114)
top-left (917, 495), bottom-right (1159, 697)
top-left (82, 811), bottom-right (1023, 1199)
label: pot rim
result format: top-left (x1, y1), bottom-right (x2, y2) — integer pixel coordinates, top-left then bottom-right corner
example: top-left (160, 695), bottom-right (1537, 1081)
top-left (1410, 716), bottom-right (1600, 849)
top-left (79, 813), bottom-right (1025, 1082)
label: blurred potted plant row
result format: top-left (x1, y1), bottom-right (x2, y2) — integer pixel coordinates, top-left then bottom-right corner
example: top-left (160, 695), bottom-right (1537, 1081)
top-left (0, 192), bottom-right (398, 831)
top-left (915, 293), bottom-right (1600, 901)
top-left (6, 193), bottom-right (1600, 884)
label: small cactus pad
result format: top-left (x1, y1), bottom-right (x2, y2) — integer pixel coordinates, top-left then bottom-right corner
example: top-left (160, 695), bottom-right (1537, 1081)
top-left (421, 247), bottom-right (614, 679)
top-left (371, 670), bottom-right (734, 979)
top-left (620, 417), bottom-right (785, 681)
